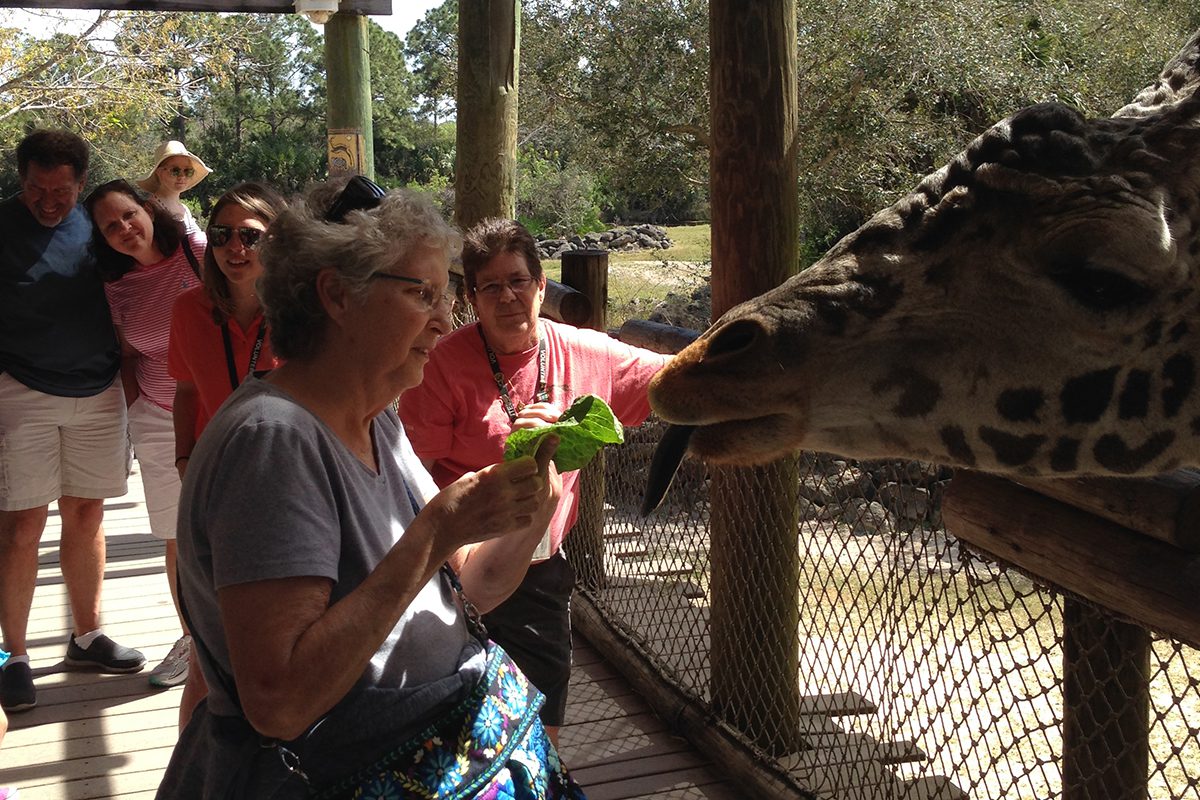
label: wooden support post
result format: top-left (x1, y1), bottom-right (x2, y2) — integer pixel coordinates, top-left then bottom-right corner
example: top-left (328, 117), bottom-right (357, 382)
top-left (708, 0), bottom-right (802, 755)
top-left (455, 0), bottom-right (520, 229)
top-left (324, 12), bottom-right (374, 177)
top-left (559, 249), bottom-right (608, 590)
top-left (1062, 599), bottom-right (1150, 800)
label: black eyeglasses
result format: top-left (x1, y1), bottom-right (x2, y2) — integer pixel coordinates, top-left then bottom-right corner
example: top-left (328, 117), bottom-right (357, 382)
top-left (474, 276), bottom-right (537, 298)
top-left (207, 225), bottom-right (264, 250)
top-left (165, 166), bottom-right (195, 178)
top-left (370, 273), bottom-right (456, 313)
top-left (325, 175), bottom-right (386, 223)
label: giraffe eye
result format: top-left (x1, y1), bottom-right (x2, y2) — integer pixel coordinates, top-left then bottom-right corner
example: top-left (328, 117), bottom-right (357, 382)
top-left (1050, 262), bottom-right (1150, 312)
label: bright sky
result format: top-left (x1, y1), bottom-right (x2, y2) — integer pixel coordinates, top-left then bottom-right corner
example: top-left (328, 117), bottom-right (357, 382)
top-left (4, 1), bottom-right (443, 41)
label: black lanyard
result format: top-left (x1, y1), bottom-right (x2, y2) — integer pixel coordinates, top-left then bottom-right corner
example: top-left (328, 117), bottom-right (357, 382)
top-left (477, 324), bottom-right (549, 423)
top-left (221, 320), bottom-right (268, 391)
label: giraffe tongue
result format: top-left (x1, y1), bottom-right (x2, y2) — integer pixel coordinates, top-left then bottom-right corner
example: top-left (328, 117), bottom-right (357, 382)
top-left (640, 424), bottom-right (696, 516)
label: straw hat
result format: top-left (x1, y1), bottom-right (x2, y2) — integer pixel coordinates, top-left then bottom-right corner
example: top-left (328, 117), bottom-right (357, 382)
top-left (137, 140), bottom-right (212, 194)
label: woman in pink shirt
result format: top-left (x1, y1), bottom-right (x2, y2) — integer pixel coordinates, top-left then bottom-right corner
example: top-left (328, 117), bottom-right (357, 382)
top-left (85, 179), bottom-right (204, 692)
top-left (165, 182), bottom-right (285, 728)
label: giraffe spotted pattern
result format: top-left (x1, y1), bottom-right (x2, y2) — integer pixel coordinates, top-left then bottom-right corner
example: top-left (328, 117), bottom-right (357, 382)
top-left (649, 29), bottom-right (1200, 477)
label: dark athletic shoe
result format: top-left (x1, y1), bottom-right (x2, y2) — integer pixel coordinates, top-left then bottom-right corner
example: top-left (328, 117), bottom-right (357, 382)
top-left (0, 661), bottom-right (36, 712)
top-left (65, 634), bottom-right (146, 674)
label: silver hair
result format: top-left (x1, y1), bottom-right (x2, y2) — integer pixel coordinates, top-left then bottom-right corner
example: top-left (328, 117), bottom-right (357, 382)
top-left (257, 178), bottom-right (460, 361)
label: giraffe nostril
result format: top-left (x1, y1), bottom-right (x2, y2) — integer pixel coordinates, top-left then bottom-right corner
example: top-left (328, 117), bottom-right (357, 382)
top-left (703, 318), bottom-right (763, 361)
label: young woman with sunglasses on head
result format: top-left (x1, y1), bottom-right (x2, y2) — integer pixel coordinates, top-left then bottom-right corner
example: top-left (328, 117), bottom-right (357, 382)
top-left (84, 179), bottom-right (206, 694)
top-left (164, 182), bottom-right (285, 729)
top-left (137, 141), bottom-right (212, 232)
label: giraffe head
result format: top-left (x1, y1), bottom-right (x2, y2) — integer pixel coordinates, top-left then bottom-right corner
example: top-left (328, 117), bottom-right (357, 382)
top-left (650, 30), bottom-right (1200, 477)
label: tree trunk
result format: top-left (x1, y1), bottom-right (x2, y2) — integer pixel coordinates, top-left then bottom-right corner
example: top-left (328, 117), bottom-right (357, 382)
top-left (708, 0), bottom-right (802, 756)
top-left (454, 0), bottom-right (520, 230)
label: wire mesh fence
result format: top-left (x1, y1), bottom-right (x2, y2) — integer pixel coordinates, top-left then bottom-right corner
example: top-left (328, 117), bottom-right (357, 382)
top-left (579, 428), bottom-right (1200, 799)
top-left (543, 257), bottom-right (1200, 800)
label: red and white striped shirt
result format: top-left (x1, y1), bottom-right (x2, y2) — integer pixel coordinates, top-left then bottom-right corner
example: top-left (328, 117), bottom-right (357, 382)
top-left (104, 232), bottom-right (205, 411)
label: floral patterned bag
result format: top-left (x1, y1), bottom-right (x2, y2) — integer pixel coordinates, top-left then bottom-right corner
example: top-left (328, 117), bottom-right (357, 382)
top-left (313, 642), bottom-right (587, 800)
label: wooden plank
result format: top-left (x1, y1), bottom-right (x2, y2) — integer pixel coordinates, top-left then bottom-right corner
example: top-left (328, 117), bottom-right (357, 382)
top-left (903, 776), bottom-right (970, 800)
top-left (943, 471), bottom-right (1200, 650)
top-left (801, 732), bottom-right (926, 765)
top-left (798, 692), bottom-right (877, 717)
top-left (579, 767), bottom-right (736, 800)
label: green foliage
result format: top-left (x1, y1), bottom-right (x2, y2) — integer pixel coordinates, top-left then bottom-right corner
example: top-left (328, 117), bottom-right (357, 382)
top-left (519, 0), bottom-right (710, 223)
top-left (404, 0), bottom-right (458, 127)
top-left (516, 149), bottom-right (605, 237)
top-left (504, 395), bottom-right (625, 472)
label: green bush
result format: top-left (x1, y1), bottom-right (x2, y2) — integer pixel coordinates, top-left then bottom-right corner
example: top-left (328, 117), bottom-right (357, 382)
top-left (516, 149), bottom-right (606, 237)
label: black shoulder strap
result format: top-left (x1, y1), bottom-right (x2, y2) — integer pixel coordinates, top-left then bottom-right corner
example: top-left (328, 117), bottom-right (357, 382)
top-left (182, 242), bottom-right (201, 279)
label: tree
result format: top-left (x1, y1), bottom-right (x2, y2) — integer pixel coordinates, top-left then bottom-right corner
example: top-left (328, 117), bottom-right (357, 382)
top-left (405, 0), bottom-right (458, 129)
top-left (187, 13), bottom-right (326, 205)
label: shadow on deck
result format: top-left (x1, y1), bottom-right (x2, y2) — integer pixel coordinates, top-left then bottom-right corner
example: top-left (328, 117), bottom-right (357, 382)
top-left (0, 472), bottom-right (734, 800)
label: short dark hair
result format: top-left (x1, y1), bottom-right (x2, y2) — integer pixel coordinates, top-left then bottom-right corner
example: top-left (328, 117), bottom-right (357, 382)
top-left (461, 218), bottom-right (543, 293)
top-left (17, 129), bottom-right (89, 180)
top-left (83, 179), bottom-right (186, 282)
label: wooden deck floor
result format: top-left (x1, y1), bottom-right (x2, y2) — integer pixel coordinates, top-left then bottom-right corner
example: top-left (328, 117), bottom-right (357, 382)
top-left (0, 467), bottom-right (735, 800)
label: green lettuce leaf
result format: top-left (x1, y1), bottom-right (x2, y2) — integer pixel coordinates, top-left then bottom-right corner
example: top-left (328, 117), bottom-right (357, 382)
top-left (503, 394), bottom-right (624, 472)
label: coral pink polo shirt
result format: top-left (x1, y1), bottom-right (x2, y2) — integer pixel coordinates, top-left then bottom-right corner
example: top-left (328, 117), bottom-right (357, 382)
top-left (167, 286), bottom-right (281, 436)
top-left (399, 318), bottom-right (667, 555)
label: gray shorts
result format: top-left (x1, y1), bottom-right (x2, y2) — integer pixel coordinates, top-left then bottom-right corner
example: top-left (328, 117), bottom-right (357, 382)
top-left (482, 552), bottom-right (575, 726)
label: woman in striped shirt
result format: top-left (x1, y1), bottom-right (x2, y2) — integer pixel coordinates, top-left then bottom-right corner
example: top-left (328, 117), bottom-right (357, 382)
top-left (85, 179), bottom-right (205, 692)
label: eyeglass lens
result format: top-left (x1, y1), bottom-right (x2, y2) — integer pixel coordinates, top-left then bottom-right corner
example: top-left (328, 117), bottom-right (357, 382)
top-left (371, 273), bottom-right (456, 312)
top-left (476, 277), bottom-right (535, 297)
top-left (326, 175), bottom-right (387, 223)
top-left (167, 167), bottom-right (195, 178)
top-left (208, 225), bottom-right (264, 249)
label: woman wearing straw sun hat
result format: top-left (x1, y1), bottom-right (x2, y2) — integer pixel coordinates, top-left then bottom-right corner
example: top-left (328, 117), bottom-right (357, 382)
top-left (138, 140), bottom-right (212, 232)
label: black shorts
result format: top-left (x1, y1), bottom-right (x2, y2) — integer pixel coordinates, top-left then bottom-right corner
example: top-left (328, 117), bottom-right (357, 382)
top-left (482, 552), bottom-right (575, 726)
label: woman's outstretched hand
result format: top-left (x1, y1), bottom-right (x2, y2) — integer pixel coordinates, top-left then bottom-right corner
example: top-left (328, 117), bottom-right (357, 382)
top-left (424, 434), bottom-right (562, 555)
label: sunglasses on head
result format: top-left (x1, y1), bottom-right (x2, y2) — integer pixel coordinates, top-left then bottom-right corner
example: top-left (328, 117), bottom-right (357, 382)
top-left (165, 166), bottom-right (196, 178)
top-left (325, 175), bottom-right (386, 223)
top-left (207, 225), bottom-right (264, 250)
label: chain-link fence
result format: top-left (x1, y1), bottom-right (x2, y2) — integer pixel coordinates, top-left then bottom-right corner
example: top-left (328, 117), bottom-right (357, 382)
top-left (577, 420), bottom-right (1200, 800)
top-left (553, 259), bottom-right (1200, 800)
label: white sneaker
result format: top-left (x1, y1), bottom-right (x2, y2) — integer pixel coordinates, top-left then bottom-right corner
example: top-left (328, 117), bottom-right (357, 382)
top-left (148, 635), bottom-right (191, 688)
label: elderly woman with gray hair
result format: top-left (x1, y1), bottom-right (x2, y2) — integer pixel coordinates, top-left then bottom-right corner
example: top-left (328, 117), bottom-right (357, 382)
top-left (156, 176), bottom-right (587, 800)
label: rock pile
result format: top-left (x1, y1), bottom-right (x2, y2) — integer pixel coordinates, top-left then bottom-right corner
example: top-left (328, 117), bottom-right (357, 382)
top-left (797, 453), bottom-right (953, 533)
top-left (538, 224), bottom-right (672, 260)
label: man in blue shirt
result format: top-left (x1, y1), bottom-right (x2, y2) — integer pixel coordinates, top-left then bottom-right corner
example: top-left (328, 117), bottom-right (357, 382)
top-left (0, 130), bottom-right (144, 714)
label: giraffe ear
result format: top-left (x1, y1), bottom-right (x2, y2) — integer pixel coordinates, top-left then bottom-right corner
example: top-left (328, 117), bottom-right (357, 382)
top-left (1113, 29), bottom-right (1200, 119)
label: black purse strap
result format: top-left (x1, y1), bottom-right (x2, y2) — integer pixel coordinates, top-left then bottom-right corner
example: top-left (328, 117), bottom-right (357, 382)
top-left (182, 242), bottom-right (201, 278)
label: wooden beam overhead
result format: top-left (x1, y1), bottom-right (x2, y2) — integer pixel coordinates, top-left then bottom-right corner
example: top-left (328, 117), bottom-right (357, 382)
top-left (0, 0), bottom-right (390, 13)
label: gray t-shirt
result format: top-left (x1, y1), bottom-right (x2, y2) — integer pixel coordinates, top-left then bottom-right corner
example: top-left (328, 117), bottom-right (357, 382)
top-left (176, 376), bottom-right (484, 721)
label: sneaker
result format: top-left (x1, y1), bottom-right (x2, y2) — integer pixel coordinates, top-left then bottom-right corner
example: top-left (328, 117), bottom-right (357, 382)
top-left (148, 635), bottom-right (191, 688)
top-left (65, 634), bottom-right (146, 674)
top-left (0, 661), bottom-right (36, 712)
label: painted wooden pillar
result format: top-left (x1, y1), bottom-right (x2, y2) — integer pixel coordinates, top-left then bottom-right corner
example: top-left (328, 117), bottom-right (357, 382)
top-left (455, 0), bottom-right (520, 230)
top-left (708, 0), bottom-right (802, 755)
top-left (324, 12), bottom-right (374, 177)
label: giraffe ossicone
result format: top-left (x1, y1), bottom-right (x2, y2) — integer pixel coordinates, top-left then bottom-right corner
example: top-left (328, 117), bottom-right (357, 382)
top-left (649, 28), bottom-right (1200, 478)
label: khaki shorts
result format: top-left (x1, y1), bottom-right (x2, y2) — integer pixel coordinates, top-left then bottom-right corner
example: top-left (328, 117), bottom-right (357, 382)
top-left (0, 373), bottom-right (129, 511)
top-left (128, 395), bottom-right (181, 540)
